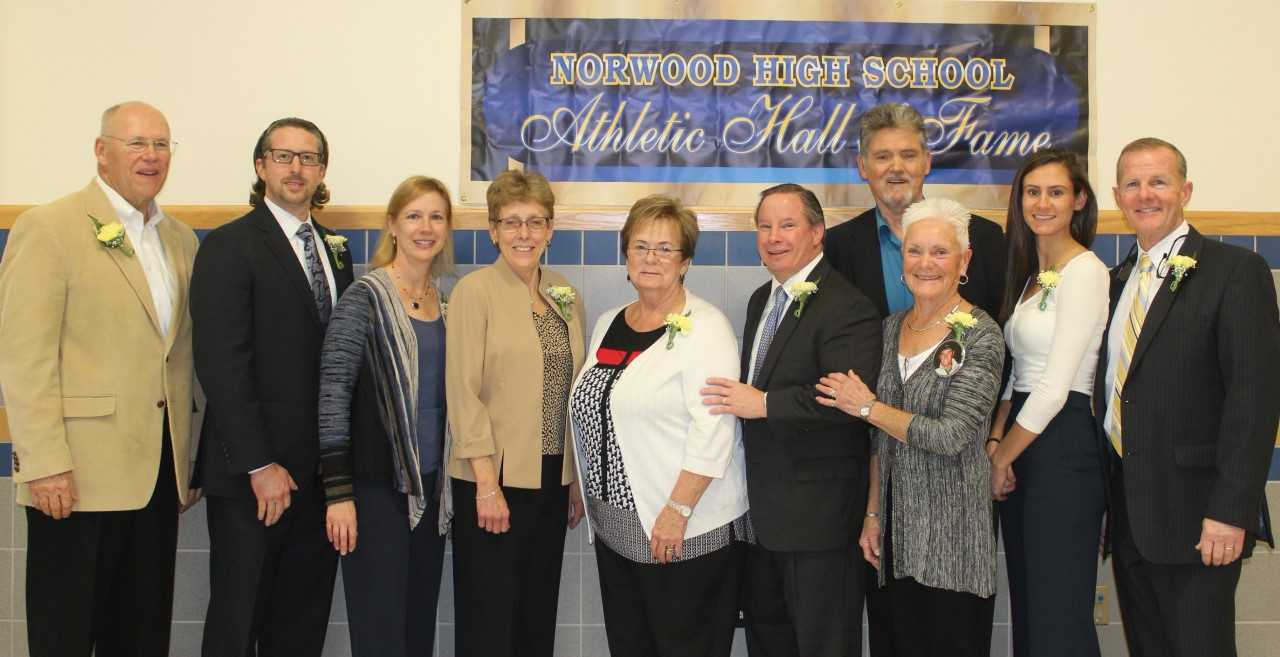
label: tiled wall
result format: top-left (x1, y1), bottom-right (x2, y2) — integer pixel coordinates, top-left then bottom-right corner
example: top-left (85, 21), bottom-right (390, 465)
top-left (0, 227), bottom-right (1278, 657)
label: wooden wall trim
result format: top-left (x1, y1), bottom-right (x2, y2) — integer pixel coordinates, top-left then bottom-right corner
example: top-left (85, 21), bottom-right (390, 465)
top-left (1, 204), bottom-right (1278, 235)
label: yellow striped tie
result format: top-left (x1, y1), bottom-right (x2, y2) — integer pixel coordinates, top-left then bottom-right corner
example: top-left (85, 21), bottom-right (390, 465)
top-left (1107, 254), bottom-right (1154, 456)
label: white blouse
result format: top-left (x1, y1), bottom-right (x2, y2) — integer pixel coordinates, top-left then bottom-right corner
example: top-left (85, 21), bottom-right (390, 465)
top-left (898, 336), bottom-right (945, 381)
top-left (1001, 251), bottom-right (1110, 434)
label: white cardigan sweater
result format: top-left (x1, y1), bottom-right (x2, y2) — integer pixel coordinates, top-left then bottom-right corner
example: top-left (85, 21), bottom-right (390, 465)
top-left (570, 292), bottom-right (749, 541)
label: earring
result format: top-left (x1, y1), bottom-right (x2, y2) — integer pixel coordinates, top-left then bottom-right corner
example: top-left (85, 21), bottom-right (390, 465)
top-left (899, 274), bottom-right (906, 284)
top-left (626, 273), bottom-right (631, 282)
top-left (547, 237), bottom-right (553, 248)
top-left (391, 235), bottom-right (397, 244)
top-left (959, 274), bottom-right (970, 285)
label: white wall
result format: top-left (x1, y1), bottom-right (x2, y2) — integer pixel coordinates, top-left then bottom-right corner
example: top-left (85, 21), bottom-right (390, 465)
top-left (1, 0), bottom-right (1276, 211)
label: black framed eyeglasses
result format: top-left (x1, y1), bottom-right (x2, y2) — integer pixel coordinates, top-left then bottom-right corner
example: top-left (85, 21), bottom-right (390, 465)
top-left (264, 148), bottom-right (324, 167)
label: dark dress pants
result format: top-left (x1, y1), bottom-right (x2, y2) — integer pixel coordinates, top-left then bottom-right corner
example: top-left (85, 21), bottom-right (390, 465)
top-left (341, 472), bottom-right (446, 657)
top-left (201, 478), bottom-right (338, 657)
top-left (450, 455), bottom-right (569, 657)
top-left (1109, 459), bottom-right (1243, 657)
top-left (1000, 392), bottom-right (1106, 657)
top-left (26, 423), bottom-right (179, 657)
top-left (595, 539), bottom-right (745, 657)
top-left (742, 541), bottom-right (865, 657)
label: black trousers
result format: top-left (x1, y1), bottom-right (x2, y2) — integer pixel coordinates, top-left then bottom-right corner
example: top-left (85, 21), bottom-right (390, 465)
top-left (450, 455), bottom-right (569, 657)
top-left (865, 562), bottom-right (894, 657)
top-left (201, 480), bottom-right (338, 657)
top-left (26, 423), bottom-right (179, 657)
top-left (742, 542), bottom-right (865, 657)
top-left (341, 473), bottom-right (446, 657)
top-left (1000, 392), bottom-right (1106, 657)
top-left (1110, 460), bottom-right (1243, 657)
top-left (595, 539), bottom-right (745, 657)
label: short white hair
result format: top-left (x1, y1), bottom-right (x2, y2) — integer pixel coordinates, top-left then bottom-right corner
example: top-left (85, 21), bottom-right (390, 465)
top-left (902, 197), bottom-right (971, 250)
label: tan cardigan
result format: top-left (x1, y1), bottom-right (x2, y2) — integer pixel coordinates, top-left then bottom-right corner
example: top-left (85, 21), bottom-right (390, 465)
top-left (445, 256), bottom-right (586, 488)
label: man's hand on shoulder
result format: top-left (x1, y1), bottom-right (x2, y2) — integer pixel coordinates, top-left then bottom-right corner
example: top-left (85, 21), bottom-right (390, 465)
top-left (29, 471), bottom-right (77, 519)
top-left (250, 464), bottom-right (298, 526)
top-left (701, 377), bottom-right (766, 419)
top-left (1196, 517), bottom-right (1246, 566)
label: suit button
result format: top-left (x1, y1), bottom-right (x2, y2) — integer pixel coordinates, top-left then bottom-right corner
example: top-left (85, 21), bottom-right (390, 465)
top-left (156, 400), bottom-right (167, 408)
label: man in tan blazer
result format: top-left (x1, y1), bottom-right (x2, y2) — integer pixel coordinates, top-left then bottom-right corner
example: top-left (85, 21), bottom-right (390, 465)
top-left (0, 101), bottom-right (200, 657)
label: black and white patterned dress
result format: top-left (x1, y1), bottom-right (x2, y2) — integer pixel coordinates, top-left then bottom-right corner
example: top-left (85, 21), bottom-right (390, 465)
top-left (570, 311), bottom-right (749, 563)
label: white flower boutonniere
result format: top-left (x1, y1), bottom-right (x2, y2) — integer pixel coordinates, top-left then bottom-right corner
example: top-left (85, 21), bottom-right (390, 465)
top-left (1167, 255), bottom-right (1197, 291)
top-left (789, 279), bottom-right (820, 318)
top-left (944, 311), bottom-right (978, 341)
top-left (663, 310), bottom-right (692, 350)
top-left (89, 215), bottom-right (133, 257)
top-left (323, 234), bottom-right (349, 269)
top-left (546, 285), bottom-right (576, 320)
top-left (1036, 268), bottom-right (1061, 311)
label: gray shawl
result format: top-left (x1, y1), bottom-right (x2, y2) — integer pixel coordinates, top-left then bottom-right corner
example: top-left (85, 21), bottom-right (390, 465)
top-left (318, 268), bottom-right (452, 533)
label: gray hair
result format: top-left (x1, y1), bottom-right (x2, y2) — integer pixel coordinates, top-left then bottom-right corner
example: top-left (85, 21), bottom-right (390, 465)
top-left (1117, 137), bottom-right (1188, 182)
top-left (902, 198), bottom-right (971, 250)
top-left (858, 103), bottom-right (927, 154)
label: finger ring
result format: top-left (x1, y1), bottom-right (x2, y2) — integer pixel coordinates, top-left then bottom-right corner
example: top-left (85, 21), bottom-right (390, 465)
top-left (1225, 546), bottom-right (1234, 551)
top-left (664, 546), bottom-right (674, 553)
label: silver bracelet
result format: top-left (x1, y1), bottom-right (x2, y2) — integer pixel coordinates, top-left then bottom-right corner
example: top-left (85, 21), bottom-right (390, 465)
top-left (475, 488), bottom-right (500, 501)
top-left (865, 511), bottom-right (880, 518)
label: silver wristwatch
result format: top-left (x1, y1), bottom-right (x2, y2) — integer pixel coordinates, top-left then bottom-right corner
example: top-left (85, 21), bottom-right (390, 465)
top-left (666, 499), bottom-right (693, 518)
top-left (858, 399), bottom-right (876, 419)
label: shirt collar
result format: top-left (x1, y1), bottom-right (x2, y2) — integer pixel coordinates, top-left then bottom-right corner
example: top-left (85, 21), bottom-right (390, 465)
top-left (772, 252), bottom-right (824, 298)
top-left (264, 196), bottom-right (314, 238)
top-left (95, 176), bottom-right (164, 236)
top-left (875, 207), bottom-right (902, 247)
top-left (1137, 220), bottom-right (1191, 270)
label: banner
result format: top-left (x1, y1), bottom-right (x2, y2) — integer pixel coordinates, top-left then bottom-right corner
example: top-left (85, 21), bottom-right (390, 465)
top-left (462, 5), bottom-right (1095, 210)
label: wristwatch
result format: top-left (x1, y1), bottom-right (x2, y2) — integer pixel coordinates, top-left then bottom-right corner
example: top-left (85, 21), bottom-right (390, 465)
top-left (858, 399), bottom-right (876, 419)
top-left (666, 499), bottom-right (693, 518)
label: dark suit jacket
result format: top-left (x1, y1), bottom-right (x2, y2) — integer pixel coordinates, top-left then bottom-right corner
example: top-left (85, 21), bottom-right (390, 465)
top-left (1093, 227), bottom-right (1279, 563)
top-left (740, 257), bottom-right (883, 552)
top-left (824, 207), bottom-right (1007, 320)
top-left (191, 204), bottom-right (354, 498)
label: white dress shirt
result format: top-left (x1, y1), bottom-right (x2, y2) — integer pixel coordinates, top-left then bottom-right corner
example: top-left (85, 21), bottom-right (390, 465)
top-left (263, 196), bottom-right (337, 306)
top-left (749, 252), bottom-right (824, 378)
top-left (1002, 251), bottom-right (1110, 433)
top-left (96, 176), bottom-right (176, 338)
top-left (1103, 221), bottom-right (1192, 438)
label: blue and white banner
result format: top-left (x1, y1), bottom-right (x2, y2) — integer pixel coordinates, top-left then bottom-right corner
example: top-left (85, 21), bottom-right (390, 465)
top-left (469, 17), bottom-right (1090, 193)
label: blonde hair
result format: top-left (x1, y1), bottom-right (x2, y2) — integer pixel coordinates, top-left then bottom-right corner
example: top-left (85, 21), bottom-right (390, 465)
top-left (370, 176), bottom-right (455, 278)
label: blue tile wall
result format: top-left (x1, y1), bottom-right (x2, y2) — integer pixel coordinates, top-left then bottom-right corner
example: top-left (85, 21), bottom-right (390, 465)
top-left (0, 228), bottom-right (7, 262)
top-left (475, 231), bottom-right (500, 264)
top-left (336, 230), bottom-right (368, 265)
top-left (1090, 234), bottom-right (1118, 268)
top-left (1272, 448), bottom-right (1280, 482)
top-left (727, 231), bottom-right (761, 266)
top-left (694, 231), bottom-right (727, 266)
top-left (195, 229), bottom-right (211, 242)
top-left (1258, 236), bottom-right (1280, 268)
top-left (1223, 236), bottom-right (1255, 251)
top-left (584, 231), bottom-right (619, 265)
top-left (0, 442), bottom-right (9, 476)
top-left (452, 229), bottom-right (475, 265)
top-left (547, 230), bottom-right (582, 265)
top-left (1118, 234), bottom-right (1137, 262)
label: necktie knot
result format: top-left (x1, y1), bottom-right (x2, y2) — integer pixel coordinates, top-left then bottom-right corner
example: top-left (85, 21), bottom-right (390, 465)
top-left (1138, 254), bottom-right (1153, 273)
top-left (296, 223), bottom-right (314, 241)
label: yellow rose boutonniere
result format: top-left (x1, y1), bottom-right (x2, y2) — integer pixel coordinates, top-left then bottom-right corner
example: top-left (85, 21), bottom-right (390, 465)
top-left (1167, 255), bottom-right (1197, 291)
top-left (89, 215), bottom-right (133, 257)
top-left (546, 285), bottom-right (577, 320)
top-left (788, 279), bottom-right (820, 318)
top-left (944, 310), bottom-right (978, 341)
top-left (1036, 267), bottom-right (1061, 311)
top-left (663, 310), bottom-right (692, 350)
top-left (323, 234), bottom-right (349, 269)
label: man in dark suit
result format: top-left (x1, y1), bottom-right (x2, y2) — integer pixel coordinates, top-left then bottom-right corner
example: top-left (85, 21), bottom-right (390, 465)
top-left (1095, 137), bottom-right (1278, 657)
top-left (703, 184), bottom-right (882, 657)
top-left (191, 117), bottom-right (354, 657)
top-left (824, 103), bottom-right (1005, 320)
top-left (821, 101), bottom-right (1006, 657)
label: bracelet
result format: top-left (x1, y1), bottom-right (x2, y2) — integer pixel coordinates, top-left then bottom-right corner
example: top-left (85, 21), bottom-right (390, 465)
top-left (865, 511), bottom-right (880, 518)
top-left (986, 436), bottom-right (1002, 444)
top-left (475, 488), bottom-right (500, 501)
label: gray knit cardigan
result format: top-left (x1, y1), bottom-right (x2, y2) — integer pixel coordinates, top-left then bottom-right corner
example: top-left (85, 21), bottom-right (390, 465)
top-left (873, 307), bottom-right (1004, 597)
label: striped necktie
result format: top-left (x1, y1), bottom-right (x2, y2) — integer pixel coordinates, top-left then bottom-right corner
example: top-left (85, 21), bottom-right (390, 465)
top-left (751, 286), bottom-right (789, 385)
top-left (1107, 254), bottom-right (1154, 456)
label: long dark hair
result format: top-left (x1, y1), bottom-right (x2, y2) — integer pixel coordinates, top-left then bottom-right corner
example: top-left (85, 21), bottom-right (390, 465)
top-left (249, 117), bottom-right (331, 209)
top-left (999, 149), bottom-right (1098, 324)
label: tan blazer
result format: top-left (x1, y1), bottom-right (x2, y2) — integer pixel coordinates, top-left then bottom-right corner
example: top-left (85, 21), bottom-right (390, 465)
top-left (0, 181), bottom-right (199, 511)
top-left (446, 256), bottom-right (586, 488)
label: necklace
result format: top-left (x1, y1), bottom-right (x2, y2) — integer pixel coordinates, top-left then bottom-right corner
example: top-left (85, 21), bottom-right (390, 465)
top-left (390, 264), bottom-right (434, 310)
top-left (905, 299), bottom-right (961, 333)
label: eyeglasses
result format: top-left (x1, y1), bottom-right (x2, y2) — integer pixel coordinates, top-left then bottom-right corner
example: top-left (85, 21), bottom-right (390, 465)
top-left (101, 135), bottom-right (176, 154)
top-left (494, 216), bottom-right (551, 233)
top-left (263, 149), bottom-right (324, 167)
top-left (628, 244), bottom-right (684, 260)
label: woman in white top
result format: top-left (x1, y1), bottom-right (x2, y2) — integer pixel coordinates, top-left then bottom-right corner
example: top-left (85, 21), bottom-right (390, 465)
top-left (989, 150), bottom-right (1109, 657)
top-left (569, 195), bottom-right (748, 657)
